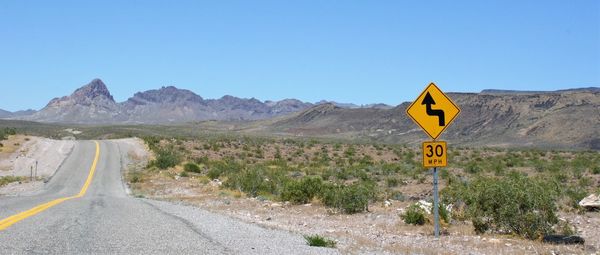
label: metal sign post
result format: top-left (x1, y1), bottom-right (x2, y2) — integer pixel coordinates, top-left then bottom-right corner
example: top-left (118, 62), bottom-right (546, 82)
top-left (433, 167), bottom-right (440, 238)
top-left (406, 82), bottom-right (460, 238)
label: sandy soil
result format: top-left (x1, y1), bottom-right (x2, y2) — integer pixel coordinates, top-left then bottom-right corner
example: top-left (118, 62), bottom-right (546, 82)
top-left (0, 135), bottom-right (74, 178)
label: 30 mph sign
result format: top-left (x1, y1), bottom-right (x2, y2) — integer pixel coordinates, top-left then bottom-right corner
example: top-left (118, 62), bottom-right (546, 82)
top-left (422, 141), bottom-right (447, 167)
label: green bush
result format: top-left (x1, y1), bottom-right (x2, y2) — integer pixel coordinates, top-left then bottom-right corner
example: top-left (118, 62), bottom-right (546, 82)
top-left (304, 234), bottom-right (336, 248)
top-left (385, 177), bottom-right (399, 188)
top-left (142, 136), bottom-right (161, 151)
top-left (0, 128), bottom-right (16, 141)
top-left (224, 167), bottom-right (281, 197)
top-left (401, 204), bottom-right (426, 225)
top-left (280, 176), bottom-right (323, 204)
top-left (128, 172), bottom-right (144, 183)
top-left (183, 162), bottom-right (201, 173)
top-left (207, 167), bottom-right (223, 180)
top-left (152, 146), bottom-right (181, 169)
top-left (464, 161), bottom-right (482, 174)
top-left (592, 165), bottom-right (600, 175)
top-left (0, 176), bottom-right (23, 187)
top-left (444, 173), bottom-right (558, 239)
top-left (320, 181), bottom-right (375, 214)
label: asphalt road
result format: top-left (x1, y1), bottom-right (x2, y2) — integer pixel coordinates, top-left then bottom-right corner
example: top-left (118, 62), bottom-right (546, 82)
top-left (0, 140), bottom-right (337, 254)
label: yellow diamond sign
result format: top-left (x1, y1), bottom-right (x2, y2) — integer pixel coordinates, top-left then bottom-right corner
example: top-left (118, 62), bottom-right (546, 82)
top-left (406, 83), bottom-right (460, 140)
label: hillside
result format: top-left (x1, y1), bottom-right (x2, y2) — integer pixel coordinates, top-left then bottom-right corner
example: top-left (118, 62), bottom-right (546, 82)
top-left (268, 90), bottom-right (600, 150)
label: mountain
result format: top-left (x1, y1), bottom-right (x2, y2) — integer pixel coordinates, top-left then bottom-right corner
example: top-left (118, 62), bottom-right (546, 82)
top-left (0, 109), bottom-right (11, 118)
top-left (481, 87), bottom-right (600, 95)
top-left (24, 79), bottom-right (121, 124)
top-left (315, 100), bottom-right (393, 109)
top-left (16, 79), bottom-right (315, 124)
top-left (121, 86), bottom-right (211, 123)
top-left (268, 89), bottom-right (600, 150)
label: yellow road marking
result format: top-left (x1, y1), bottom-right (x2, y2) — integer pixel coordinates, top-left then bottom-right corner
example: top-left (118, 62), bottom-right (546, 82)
top-left (0, 141), bottom-right (100, 231)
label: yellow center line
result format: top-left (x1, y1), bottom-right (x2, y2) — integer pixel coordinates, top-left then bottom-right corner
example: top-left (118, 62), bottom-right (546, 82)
top-left (0, 141), bottom-right (100, 231)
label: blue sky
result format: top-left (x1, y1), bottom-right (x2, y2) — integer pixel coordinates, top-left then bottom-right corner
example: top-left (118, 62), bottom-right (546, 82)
top-left (0, 0), bottom-right (598, 111)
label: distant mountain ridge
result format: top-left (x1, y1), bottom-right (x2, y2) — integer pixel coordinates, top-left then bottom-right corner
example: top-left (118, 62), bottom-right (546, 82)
top-left (481, 87), bottom-right (600, 95)
top-left (12, 79), bottom-right (320, 124)
top-left (4, 78), bottom-right (398, 124)
top-left (268, 90), bottom-right (600, 150)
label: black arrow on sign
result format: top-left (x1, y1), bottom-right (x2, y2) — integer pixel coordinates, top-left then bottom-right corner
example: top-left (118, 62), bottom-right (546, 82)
top-left (421, 92), bottom-right (445, 126)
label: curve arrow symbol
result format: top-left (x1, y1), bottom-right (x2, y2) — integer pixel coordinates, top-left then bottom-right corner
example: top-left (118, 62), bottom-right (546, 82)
top-left (421, 92), bottom-right (445, 126)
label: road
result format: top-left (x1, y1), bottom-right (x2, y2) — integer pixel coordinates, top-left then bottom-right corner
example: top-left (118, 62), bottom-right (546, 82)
top-left (0, 140), bottom-right (336, 254)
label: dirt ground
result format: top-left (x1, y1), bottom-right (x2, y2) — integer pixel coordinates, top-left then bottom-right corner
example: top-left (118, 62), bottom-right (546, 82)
top-left (131, 172), bottom-right (599, 255)
top-left (0, 135), bottom-right (74, 178)
top-left (0, 135), bottom-right (75, 196)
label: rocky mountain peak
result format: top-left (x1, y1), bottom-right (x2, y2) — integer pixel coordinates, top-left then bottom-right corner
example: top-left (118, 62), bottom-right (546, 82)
top-left (71, 78), bottom-right (114, 102)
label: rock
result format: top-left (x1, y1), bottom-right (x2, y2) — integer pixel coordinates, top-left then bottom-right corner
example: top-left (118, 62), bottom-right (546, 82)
top-left (210, 179), bottom-right (222, 187)
top-left (270, 203), bottom-right (282, 208)
top-left (384, 200), bottom-right (392, 207)
top-left (543, 235), bottom-right (585, 245)
top-left (488, 238), bottom-right (501, 244)
top-left (417, 200), bottom-right (432, 213)
top-left (578, 194), bottom-right (600, 209)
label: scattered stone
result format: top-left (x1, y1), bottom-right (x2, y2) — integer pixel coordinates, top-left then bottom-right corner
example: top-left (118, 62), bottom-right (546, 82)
top-left (543, 235), bottom-right (585, 245)
top-left (578, 194), bottom-right (600, 209)
top-left (384, 200), bottom-right (392, 207)
top-left (210, 179), bottom-right (222, 187)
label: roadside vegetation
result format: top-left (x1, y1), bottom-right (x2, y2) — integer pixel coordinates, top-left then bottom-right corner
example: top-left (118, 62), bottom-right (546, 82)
top-left (304, 234), bottom-right (337, 248)
top-left (0, 176), bottom-right (24, 187)
top-left (129, 135), bottom-right (600, 240)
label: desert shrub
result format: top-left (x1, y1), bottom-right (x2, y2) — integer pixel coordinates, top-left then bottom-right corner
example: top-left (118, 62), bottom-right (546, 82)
top-left (194, 155), bottom-right (209, 165)
top-left (142, 136), bottom-right (161, 151)
top-left (224, 167), bottom-right (281, 197)
top-left (556, 220), bottom-right (576, 236)
top-left (207, 167), bottom-right (223, 180)
top-left (128, 172), bottom-right (144, 183)
top-left (183, 162), bottom-right (201, 173)
top-left (320, 181), bottom-right (376, 214)
top-left (464, 161), bottom-right (482, 174)
top-left (179, 171), bottom-right (189, 177)
top-left (280, 176), bottom-right (323, 204)
top-left (401, 204), bottom-right (426, 225)
top-left (344, 146), bottom-right (356, 157)
top-left (390, 191), bottom-right (405, 201)
top-left (0, 176), bottom-right (23, 187)
top-left (592, 165), bottom-right (600, 175)
top-left (153, 146), bottom-right (181, 169)
top-left (385, 177), bottom-right (399, 188)
top-left (439, 202), bottom-right (450, 223)
top-left (564, 186), bottom-right (587, 209)
top-left (304, 234), bottom-right (336, 248)
top-left (444, 173), bottom-right (558, 239)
